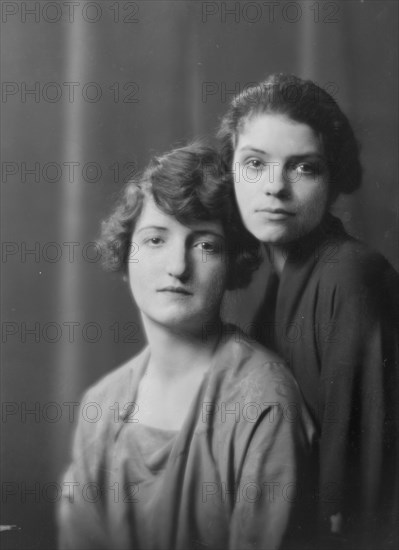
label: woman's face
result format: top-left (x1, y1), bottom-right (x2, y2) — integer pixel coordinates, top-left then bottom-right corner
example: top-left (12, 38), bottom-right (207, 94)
top-left (232, 113), bottom-right (330, 245)
top-left (129, 197), bottom-right (227, 335)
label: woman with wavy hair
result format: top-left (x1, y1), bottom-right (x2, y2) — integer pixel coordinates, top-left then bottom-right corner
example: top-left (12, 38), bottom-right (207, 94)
top-left (58, 142), bottom-right (315, 550)
top-left (218, 74), bottom-right (399, 549)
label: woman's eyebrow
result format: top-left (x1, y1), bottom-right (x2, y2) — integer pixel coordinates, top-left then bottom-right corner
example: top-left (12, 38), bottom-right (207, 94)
top-left (190, 229), bottom-right (225, 240)
top-left (238, 147), bottom-right (325, 160)
top-left (288, 153), bottom-right (326, 161)
top-left (135, 225), bottom-right (168, 235)
top-left (237, 146), bottom-right (267, 155)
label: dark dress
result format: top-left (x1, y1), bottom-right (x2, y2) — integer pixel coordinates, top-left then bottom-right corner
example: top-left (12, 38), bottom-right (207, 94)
top-left (252, 214), bottom-right (399, 549)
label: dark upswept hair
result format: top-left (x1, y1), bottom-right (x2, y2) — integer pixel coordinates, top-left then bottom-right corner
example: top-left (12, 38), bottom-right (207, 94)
top-left (99, 142), bottom-right (260, 290)
top-left (218, 73), bottom-right (362, 196)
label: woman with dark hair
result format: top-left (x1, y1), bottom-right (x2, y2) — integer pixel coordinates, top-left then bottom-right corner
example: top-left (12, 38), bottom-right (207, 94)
top-left (58, 143), bottom-right (315, 550)
top-left (218, 74), bottom-right (399, 549)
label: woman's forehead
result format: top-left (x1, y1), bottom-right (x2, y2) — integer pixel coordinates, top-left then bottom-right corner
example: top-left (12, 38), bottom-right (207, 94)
top-left (133, 196), bottom-right (224, 237)
top-left (236, 112), bottom-right (323, 156)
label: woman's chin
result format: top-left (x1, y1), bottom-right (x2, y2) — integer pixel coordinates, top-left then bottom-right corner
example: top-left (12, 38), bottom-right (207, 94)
top-left (252, 227), bottom-right (293, 245)
top-left (146, 311), bottom-right (201, 334)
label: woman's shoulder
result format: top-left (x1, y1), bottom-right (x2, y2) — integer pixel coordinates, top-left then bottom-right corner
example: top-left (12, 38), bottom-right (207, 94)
top-left (69, 347), bottom-right (149, 448)
top-left (315, 228), bottom-right (398, 295)
top-left (210, 329), bottom-right (316, 444)
top-left (81, 345), bottom-right (149, 406)
top-left (307, 226), bottom-right (399, 322)
top-left (215, 327), bottom-right (301, 404)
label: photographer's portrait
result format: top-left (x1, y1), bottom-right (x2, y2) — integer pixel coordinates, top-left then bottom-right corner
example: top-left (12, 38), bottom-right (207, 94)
top-left (2, 1), bottom-right (398, 550)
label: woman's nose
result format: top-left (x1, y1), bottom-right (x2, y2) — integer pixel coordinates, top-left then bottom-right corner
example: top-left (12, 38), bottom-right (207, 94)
top-left (166, 244), bottom-right (189, 279)
top-left (262, 163), bottom-right (290, 197)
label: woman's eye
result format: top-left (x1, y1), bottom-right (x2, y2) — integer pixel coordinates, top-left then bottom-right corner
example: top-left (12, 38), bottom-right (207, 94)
top-left (145, 237), bottom-right (163, 246)
top-left (295, 162), bottom-right (318, 176)
top-left (247, 159), bottom-right (263, 169)
top-left (195, 241), bottom-right (218, 254)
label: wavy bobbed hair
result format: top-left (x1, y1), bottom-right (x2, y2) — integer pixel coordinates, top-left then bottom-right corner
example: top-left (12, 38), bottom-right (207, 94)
top-left (99, 142), bottom-right (260, 290)
top-left (218, 73), bottom-right (362, 196)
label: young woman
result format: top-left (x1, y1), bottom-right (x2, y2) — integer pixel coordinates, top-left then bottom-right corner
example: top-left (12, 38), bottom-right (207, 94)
top-left (58, 143), bottom-right (315, 550)
top-left (218, 74), bottom-right (399, 549)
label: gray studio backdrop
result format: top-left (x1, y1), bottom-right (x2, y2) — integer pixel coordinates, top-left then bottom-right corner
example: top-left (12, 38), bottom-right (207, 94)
top-left (1, 1), bottom-right (398, 548)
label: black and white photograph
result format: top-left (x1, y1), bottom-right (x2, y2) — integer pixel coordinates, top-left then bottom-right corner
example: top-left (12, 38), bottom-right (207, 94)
top-left (1, 1), bottom-right (398, 549)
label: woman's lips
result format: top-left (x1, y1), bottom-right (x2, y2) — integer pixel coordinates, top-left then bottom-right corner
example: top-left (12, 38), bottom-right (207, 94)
top-left (158, 286), bottom-right (192, 295)
top-left (256, 208), bottom-right (295, 220)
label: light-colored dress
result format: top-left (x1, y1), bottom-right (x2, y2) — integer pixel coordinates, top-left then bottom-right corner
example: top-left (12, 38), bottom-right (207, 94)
top-left (58, 330), bottom-right (315, 550)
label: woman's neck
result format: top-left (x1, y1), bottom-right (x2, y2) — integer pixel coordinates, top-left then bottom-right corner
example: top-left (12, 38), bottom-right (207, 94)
top-left (266, 215), bottom-right (336, 275)
top-left (142, 316), bottom-right (222, 381)
top-left (266, 244), bottom-right (288, 276)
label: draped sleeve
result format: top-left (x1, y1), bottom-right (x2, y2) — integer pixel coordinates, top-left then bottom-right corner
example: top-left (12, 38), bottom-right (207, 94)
top-left (314, 245), bottom-right (399, 546)
top-left (58, 388), bottom-right (110, 550)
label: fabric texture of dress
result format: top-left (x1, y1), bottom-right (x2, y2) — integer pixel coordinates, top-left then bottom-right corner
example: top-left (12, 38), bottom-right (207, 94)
top-left (58, 331), bottom-right (316, 550)
top-left (252, 214), bottom-right (399, 549)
